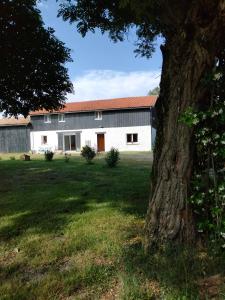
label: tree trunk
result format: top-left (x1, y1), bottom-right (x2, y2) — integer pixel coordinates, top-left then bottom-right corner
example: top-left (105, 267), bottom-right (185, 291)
top-left (145, 1), bottom-right (225, 250)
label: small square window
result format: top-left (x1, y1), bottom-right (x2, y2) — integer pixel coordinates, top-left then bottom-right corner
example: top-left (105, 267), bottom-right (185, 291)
top-left (58, 114), bottom-right (65, 122)
top-left (126, 133), bottom-right (138, 144)
top-left (41, 136), bottom-right (47, 145)
top-left (44, 115), bottom-right (51, 123)
top-left (95, 111), bottom-right (102, 120)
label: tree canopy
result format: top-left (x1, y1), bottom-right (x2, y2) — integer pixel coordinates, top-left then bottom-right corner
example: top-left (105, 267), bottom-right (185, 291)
top-left (58, 1), bottom-right (223, 57)
top-left (58, 0), bottom-right (162, 58)
top-left (148, 86), bottom-right (160, 95)
top-left (0, 0), bottom-right (73, 116)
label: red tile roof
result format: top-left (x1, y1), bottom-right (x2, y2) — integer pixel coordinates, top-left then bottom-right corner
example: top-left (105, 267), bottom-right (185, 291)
top-left (0, 117), bottom-right (30, 127)
top-left (30, 96), bottom-right (157, 115)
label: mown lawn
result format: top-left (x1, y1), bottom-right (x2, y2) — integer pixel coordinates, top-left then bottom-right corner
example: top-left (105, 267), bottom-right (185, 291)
top-left (0, 153), bottom-right (224, 300)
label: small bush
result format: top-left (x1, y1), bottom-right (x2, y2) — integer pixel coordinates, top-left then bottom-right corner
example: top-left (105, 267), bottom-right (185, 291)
top-left (0, 157), bottom-right (2, 160)
top-left (64, 153), bottom-right (70, 163)
top-left (44, 151), bottom-right (54, 161)
top-left (81, 145), bottom-right (96, 164)
top-left (9, 156), bottom-right (16, 160)
top-left (20, 154), bottom-right (31, 161)
top-left (105, 148), bottom-right (120, 168)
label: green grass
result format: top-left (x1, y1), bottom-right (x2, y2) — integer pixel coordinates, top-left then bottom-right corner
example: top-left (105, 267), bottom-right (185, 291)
top-left (0, 153), bottom-right (224, 299)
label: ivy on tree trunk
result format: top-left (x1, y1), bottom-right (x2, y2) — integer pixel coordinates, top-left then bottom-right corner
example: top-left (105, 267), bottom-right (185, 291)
top-left (145, 2), bottom-right (225, 249)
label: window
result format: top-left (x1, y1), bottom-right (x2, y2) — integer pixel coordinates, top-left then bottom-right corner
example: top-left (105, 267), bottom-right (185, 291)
top-left (44, 115), bottom-right (51, 123)
top-left (127, 134), bottom-right (132, 143)
top-left (41, 136), bottom-right (47, 145)
top-left (64, 135), bottom-right (76, 151)
top-left (95, 111), bottom-right (102, 120)
top-left (126, 133), bottom-right (138, 144)
top-left (133, 133), bottom-right (138, 143)
top-left (58, 114), bottom-right (65, 122)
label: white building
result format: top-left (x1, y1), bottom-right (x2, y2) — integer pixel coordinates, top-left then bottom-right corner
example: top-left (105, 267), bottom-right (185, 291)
top-left (29, 96), bottom-right (157, 153)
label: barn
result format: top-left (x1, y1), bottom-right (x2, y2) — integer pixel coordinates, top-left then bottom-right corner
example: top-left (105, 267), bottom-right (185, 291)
top-left (0, 118), bottom-right (31, 153)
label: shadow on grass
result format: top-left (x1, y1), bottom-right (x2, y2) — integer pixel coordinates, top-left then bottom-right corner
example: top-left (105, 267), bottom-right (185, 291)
top-left (120, 242), bottom-right (199, 298)
top-left (120, 223), bottom-right (225, 299)
top-left (0, 198), bottom-right (91, 241)
top-left (1, 158), bottom-right (225, 299)
top-left (0, 158), bottom-right (150, 242)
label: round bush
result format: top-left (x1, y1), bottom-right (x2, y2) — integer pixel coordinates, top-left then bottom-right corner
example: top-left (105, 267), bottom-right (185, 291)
top-left (81, 145), bottom-right (96, 164)
top-left (105, 148), bottom-right (120, 168)
top-left (44, 151), bottom-right (54, 161)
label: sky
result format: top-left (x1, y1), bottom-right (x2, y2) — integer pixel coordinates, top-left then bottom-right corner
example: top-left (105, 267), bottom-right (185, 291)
top-left (38, 0), bottom-right (162, 102)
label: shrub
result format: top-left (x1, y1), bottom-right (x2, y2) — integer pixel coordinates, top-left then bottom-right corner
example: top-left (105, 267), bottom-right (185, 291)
top-left (9, 156), bottom-right (15, 160)
top-left (20, 154), bottom-right (31, 161)
top-left (81, 145), bottom-right (96, 164)
top-left (64, 153), bottom-right (70, 163)
top-left (0, 157), bottom-right (2, 160)
top-left (44, 151), bottom-right (54, 161)
top-left (105, 148), bottom-right (120, 168)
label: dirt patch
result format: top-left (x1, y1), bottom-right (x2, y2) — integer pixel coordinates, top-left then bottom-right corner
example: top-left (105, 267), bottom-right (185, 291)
top-left (58, 253), bottom-right (114, 273)
top-left (0, 249), bottom-right (20, 267)
top-left (93, 256), bottom-right (114, 267)
top-left (73, 251), bottom-right (115, 271)
top-left (22, 268), bottom-right (46, 283)
top-left (58, 257), bottom-right (74, 273)
top-left (143, 279), bottom-right (161, 299)
top-left (197, 274), bottom-right (225, 299)
top-left (20, 264), bottom-right (50, 283)
top-left (100, 280), bottom-right (121, 300)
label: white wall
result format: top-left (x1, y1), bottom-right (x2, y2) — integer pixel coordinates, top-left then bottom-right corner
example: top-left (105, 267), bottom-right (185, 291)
top-left (81, 126), bottom-right (152, 151)
top-left (30, 130), bottom-right (58, 152)
top-left (30, 125), bottom-right (152, 152)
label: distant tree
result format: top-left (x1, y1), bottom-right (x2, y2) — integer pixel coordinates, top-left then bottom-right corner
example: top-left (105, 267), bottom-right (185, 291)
top-left (59, 0), bottom-right (225, 251)
top-left (0, 0), bottom-right (73, 116)
top-left (148, 87), bottom-right (160, 96)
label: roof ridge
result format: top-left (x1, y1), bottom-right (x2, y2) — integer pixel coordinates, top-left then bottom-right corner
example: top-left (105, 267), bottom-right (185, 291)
top-left (30, 95), bottom-right (157, 116)
top-left (64, 95), bottom-right (156, 105)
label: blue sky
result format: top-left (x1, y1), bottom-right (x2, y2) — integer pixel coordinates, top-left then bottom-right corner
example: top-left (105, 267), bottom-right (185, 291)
top-left (39, 0), bottom-right (162, 101)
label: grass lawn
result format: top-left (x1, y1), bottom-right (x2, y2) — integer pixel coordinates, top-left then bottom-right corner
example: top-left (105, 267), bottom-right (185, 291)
top-left (0, 153), bottom-right (224, 299)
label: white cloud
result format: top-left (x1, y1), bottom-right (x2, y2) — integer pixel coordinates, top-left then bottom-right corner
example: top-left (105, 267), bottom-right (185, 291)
top-left (67, 70), bottom-right (161, 102)
top-left (37, 1), bottom-right (48, 9)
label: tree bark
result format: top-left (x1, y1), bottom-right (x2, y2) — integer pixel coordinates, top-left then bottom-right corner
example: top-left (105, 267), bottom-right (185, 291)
top-left (145, 1), bottom-right (225, 250)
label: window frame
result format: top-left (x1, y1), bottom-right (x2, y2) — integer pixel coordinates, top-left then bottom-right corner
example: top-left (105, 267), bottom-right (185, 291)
top-left (44, 114), bottom-right (51, 123)
top-left (126, 133), bottom-right (138, 144)
top-left (64, 134), bottom-right (77, 151)
top-left (94, 111), bottom-right (102, 120)
top-left (58, 114), bottom-right (65, 123)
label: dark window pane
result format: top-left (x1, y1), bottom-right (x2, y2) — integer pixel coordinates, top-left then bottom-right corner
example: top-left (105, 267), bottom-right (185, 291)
top-left (71, 135), bottom-right (76, 150)
top-left (133, 134), bottom-right (138, 143)
top-left (127, 134), bottom-right (132, 143)
top-left (64, 136), bottom-right (70, 151)
top-left (41, 136), bottom-right (47, 144)
top-left (59, 114), bottom-right (65, 122)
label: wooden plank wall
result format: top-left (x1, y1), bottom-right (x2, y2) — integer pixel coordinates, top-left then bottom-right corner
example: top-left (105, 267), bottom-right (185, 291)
top-left (0, 126), bottom-right (30, 153)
